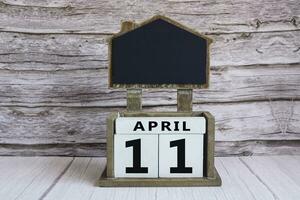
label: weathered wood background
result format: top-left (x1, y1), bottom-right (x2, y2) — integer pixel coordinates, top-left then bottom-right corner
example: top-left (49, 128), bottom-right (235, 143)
top-left (0, 0), bottom-right (299, 156)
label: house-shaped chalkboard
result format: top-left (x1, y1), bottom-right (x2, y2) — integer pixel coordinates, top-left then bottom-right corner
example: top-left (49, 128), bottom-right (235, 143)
top-left (109, 15), bottom-right (212, 88)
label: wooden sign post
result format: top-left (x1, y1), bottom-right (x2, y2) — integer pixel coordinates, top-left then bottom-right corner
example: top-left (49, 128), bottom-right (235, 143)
top-left (98, 15), bottom-right (221, 187)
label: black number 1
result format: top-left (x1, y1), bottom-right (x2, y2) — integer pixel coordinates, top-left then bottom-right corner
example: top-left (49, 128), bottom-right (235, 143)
top-left (125, 139), bottom-right (148, 173)
top-left (170, 139), bottom-right (193, 173)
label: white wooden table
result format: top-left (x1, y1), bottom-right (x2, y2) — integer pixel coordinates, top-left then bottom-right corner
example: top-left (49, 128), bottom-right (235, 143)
top-left (0, 156), bottom-right (299, 200)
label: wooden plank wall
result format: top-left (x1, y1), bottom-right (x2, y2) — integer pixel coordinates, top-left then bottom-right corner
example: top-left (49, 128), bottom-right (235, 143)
top-left (0, 0), bottom-right (299, 156)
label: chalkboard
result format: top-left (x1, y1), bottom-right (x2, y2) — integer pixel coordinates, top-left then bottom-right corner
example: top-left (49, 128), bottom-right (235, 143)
top-left (109, 16), bottom-right (211, 88)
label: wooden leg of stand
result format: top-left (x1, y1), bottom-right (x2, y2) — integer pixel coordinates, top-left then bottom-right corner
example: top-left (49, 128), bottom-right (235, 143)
top-left (127, 89), bottom-right (142, 111)
top-left (177, 89), bottom-right (193, 112)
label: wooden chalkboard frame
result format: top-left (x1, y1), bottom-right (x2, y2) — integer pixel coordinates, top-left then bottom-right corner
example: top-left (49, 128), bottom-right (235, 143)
top-left (108, 15), bottom-right (213, 89)
top-left (98, 111), bottom-right (221, 187)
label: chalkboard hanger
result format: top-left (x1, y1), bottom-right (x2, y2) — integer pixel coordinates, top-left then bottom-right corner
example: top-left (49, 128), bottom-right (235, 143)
top-left (177, 89), bottom-right (193, 112)
top-left (127, 88), bottom-right (193, 112)
top-left (127, 88), bottom-right (142, 111)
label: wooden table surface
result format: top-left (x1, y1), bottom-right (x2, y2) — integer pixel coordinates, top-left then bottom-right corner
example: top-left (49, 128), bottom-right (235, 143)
top-left (0, 156), bottom-right (299, 200)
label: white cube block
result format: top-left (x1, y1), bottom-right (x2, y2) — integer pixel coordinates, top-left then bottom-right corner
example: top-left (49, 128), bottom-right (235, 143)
top-left (159, 134), bottom-right (204, 178)
top-left (114, 134), bottom-right (158, 178)
top-left (115, 117), bottom-right (206, 134)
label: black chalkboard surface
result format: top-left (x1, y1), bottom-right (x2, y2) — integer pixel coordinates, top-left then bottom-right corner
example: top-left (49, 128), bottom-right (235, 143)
top-left (109, 16), bottom-right (211, 88)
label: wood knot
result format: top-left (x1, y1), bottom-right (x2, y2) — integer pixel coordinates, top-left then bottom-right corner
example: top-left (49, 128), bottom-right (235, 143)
top-left (11, 110), bottom-right (24, 116)
top-left (38, 110), bottom-right (51, 117)
top-left (67, 130), bottom-right (77, 135)
top-left (242, 151), bottom-right (253, 156)
top-left (291, 17), bottom-right (297, 27)
top-left (240, 32), bottom-right (251, 38)
top-left (255, 49), bottom-right (263, 54)
top-left (64, 4), bottom-right (73, 11)
top-left (254, 19), bottom-right (262, 29)
top-left (0, 1), bottom-right (8, 8)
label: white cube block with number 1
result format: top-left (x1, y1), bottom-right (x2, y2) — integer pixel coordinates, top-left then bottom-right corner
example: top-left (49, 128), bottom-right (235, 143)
top-left (159, 134), bottom-right (204, 177)
top-left (114, 134), bottom-right (158, 178)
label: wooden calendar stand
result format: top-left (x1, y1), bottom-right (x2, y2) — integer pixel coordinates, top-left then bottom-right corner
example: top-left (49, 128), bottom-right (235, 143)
top-left (98, 15), bottom-right (222, 187)
top-left (98, 89), bottom-right (221, 187)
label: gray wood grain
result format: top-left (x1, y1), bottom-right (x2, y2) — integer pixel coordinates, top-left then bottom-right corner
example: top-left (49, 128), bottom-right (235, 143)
top-left (241, 156), bottom-right (300, 199)
top-left (0, 0), bottom-right (299, 34)
top-left (1, 31), bottom-right (299, 68)
top-left (0, 101), bottom-right (299, 156)
top-left (216, 140), bottom-right (300, 156)
top-left (0, 0), bottom-right (299, 156)
top-left (0, 157), bottom-right (72, 199)
top-left (0, 143), bottom-right (106, 156)
top-left (1, 141), bottom-right (300, 157)
top-left (0, 64), bottom-right (298, 107)
top-left (0, 156), bottom-right (299, 199)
